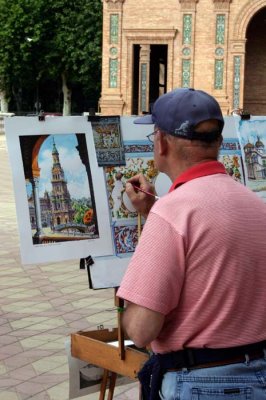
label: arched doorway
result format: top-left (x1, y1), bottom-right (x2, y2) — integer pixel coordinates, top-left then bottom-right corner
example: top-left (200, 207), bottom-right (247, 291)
top-left (244, 7), bottom-right (266, 115)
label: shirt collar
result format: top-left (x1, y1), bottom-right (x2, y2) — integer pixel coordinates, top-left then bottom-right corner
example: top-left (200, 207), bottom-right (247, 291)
top-left (169, 161), bottom-right (227, 192)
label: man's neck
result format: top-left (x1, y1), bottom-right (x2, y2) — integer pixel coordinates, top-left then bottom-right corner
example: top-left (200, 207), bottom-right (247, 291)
top-left (166, 158), bottom-right (218, 183)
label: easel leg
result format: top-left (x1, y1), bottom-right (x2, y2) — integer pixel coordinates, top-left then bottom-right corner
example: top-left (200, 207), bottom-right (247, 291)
top-left (99, 370), bottom-right (117, 400)
top-left (107, 372), bottom-right (117, 400)
top-left (99, 369), bottom-right (109, 400)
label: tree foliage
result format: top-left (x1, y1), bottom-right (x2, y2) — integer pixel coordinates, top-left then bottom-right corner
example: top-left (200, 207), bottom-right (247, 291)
top-left (0, 0), bottom-right (102, 113)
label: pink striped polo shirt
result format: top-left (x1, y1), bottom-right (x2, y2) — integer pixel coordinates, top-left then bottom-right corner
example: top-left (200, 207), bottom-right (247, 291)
top-left (117, 161), bottom-right (266, 353)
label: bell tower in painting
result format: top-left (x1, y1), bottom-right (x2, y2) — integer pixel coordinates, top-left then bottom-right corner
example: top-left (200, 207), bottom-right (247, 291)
top-left (50, 139), bottom-right (74, 226)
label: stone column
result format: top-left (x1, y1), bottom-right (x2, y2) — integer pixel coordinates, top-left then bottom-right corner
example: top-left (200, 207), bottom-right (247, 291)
top-left (30, 177), bottom-right (44, 241)
top-left (138, 45), bottom-right (150, 114)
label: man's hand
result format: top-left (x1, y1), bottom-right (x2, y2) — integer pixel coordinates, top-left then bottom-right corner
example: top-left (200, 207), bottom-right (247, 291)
top-left (125, 174), bottom-right (157, 218)
top-left (121, 302), bottom-right (165, 348)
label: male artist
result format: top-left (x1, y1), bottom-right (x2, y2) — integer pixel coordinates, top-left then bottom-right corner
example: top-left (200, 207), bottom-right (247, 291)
top-left (117, 88), bottom-right (266, 399)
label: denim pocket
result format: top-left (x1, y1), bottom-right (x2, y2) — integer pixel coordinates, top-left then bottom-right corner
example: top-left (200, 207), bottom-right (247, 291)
top-left (191, 387), bottom-right (252, 399)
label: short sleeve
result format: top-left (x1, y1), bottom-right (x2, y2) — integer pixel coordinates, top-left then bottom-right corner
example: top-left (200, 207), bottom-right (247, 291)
top-left (117, 211), bottom-right (186, 315)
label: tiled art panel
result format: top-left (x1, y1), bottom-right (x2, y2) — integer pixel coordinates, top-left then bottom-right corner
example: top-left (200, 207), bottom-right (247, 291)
top-left (105, 155), bottom-right (158, 220)
top-left (113, 224), bottom-right (140, 254)
top-left (219, 137), bottom-right (244, 184)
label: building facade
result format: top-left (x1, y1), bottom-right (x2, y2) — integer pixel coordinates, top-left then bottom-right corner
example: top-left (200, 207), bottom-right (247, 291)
top-left (100, 0), bottom-right (266, 116)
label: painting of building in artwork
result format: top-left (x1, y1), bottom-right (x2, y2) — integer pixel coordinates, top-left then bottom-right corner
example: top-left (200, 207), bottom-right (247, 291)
top-left (20, 133), bottom-right (99, 245)
top-left (243, 136), bottom-right (266, 180)
top-left (238, 119), bottom-right (266, 200)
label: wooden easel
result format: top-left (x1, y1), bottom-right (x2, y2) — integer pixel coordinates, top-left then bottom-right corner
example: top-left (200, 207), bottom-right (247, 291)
top-left (97, 290), bottom-right (125, 400)
top-left (71, 289), bottom-right (148, 399)
top-left (71, 213), bottom-right (147, 399)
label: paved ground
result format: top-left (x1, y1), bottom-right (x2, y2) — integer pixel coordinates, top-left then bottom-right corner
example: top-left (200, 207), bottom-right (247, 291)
top-left (0, 133), bottom-right (139, 399)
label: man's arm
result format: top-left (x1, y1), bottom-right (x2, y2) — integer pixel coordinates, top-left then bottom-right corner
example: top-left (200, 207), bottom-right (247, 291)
top-left (121, 302), bottom-right (165, 348)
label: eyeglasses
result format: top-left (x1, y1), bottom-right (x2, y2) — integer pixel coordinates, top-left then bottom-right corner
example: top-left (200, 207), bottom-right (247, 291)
top-left (146, 129), bottom-right (160, 143)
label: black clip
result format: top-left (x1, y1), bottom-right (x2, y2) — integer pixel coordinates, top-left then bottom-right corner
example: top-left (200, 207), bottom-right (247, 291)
top-left (80, 256), bottom-right (95, 288)
top-left (239, 109), bottom-right (250, 120)
top-left (240, 112), bottom-right (250, 120)
top-left (38, 111), bottom-right (45, 121)
top-left (80, 256), bottom-right (94, 269)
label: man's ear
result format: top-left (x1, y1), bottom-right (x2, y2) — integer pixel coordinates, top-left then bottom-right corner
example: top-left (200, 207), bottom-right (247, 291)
top-left (157, 131), bottom-right (169, 156)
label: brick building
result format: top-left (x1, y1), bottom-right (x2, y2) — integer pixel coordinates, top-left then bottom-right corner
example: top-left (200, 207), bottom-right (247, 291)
top-left (100, 0), bottom-right (266, 116)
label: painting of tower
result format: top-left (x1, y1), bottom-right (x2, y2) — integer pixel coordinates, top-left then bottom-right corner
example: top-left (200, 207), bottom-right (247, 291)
top-left (22, 133), bottom-right (99, 244)
top-left (244, 136), bottom-right (266, 180)
top-left (50, 138), bottom-right (75, 226)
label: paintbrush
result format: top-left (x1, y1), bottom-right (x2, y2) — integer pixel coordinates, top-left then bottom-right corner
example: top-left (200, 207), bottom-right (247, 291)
top-left (132, 184), bottom-right (160, 200)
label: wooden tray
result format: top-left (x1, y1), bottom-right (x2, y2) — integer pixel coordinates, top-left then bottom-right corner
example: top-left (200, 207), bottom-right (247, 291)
top-left (71, 328), bottom-right (149, 380)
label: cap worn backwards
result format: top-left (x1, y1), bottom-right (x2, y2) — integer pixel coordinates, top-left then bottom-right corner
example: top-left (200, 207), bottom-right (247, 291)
top-left (134, 88), bottom-right (224, 142)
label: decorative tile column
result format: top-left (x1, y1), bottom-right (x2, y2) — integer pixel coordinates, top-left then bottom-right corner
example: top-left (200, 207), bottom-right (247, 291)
top-left (100, 0), bottom-right (125, 115)
top-left (229, 39), bottom-right (246, 112)
top-left (179, 0), bottom-right (198, 88)
top-left (233, 55), bottom-right (241, 110)
top-left (214, 14), bottom-right (225, 90)
top-left (213, 0), bottom-right (232, 114)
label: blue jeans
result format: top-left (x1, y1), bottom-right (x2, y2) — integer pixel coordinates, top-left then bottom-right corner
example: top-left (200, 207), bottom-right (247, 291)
top-left (159, 355), bottom-right (266, 399)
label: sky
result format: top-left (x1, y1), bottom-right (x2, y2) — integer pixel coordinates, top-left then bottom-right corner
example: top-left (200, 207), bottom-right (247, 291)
top-left (238, 119), bottom-right (266, 146)
top-left (26, 134), bottom-right (90, 199)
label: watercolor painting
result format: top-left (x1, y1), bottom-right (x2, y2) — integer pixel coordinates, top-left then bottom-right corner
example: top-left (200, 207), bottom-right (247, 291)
top-left (237, 119), bottom-right (266, 201)
top-left (89, 116), bottom-right (125, 166)
top-left (21, 134), bottom-right (99, 245)
top-left (219, 138), bottom-right (245, 184)
top-left (5, 116), bottom-right (114, 264)
top-left (105, 156), bottom-right (158, 220)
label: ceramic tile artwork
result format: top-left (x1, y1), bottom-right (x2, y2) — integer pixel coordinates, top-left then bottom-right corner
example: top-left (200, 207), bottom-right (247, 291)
top-left (219, 137), bottom-right (244, 184)
top-left (105, 148), bottom-right (157, 220)
top-left (105, 141), bottom-right (156, 255)
top-left (89, 116), bottom-right (126, 166)
top-left (113, 225), bottom-right (139, 254)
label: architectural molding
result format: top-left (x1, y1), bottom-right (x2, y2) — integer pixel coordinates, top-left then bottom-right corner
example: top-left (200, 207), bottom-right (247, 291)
top-left (179, 0), bottom-right (198, 12)
top-left (104, 0), bottom-right (125, 11)
top-left (213, 0), bottom-right (232, 11)
top-left (234, 0), bottom-right (266, 39)
top-left (230, 39), bottom-right (246, 54)
top-left (124, 28), bottom-right (177, 41)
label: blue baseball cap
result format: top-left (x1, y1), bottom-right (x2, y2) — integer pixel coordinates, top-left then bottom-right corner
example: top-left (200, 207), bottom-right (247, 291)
top-left (134, 88), bottom-right (224, 142)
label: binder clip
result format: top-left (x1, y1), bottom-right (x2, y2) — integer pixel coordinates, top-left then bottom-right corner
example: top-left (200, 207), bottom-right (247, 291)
top-left (80, 256), bottom-right (95, 288)
top-left (38, 111), bottom-right (45, 121)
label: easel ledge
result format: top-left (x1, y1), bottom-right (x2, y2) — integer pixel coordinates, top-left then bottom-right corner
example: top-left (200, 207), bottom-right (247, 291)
top-left (71, 327), bottom-right (148, 380)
